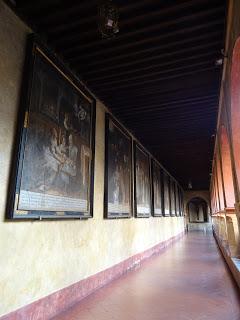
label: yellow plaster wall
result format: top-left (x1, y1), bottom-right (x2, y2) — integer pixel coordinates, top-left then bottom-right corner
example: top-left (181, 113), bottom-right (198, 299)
top-left (0, 1), bottom-right (185, 316)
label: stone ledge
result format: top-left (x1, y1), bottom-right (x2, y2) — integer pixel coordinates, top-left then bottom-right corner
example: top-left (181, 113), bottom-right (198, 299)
top-left (213, 230), bottom-right (240, 289)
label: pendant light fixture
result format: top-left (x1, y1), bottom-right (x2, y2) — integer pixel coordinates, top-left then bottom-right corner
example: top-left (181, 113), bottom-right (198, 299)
top-left (98, 0), bottom-right (119, 39)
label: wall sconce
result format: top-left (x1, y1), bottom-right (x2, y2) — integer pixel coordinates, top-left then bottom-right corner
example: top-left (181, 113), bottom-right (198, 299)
top-left (215, 58), bottom-right (223, 66)
top-left (98, 0), bottom-right (119, 39)
top-left (215, 49), bottom-right (227, 66)
top-left (188, 180), bottom-right (193, 189)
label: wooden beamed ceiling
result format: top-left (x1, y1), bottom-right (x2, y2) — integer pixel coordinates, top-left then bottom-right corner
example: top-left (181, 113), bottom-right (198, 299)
top-left (10, 0), bottom-right (226, 189)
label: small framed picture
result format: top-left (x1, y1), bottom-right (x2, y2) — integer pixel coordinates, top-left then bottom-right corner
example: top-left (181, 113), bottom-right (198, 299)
top-left (170, 179), bottom-right (176, 216)
top-left (134, 143), bottom-right (151, 218)
top-left (104, 114), bottom-right (133, 218)
top-left (179, 187), bottom-right (184, 216)
top-left (175, 182), bottom-right (180, 216)
top-left (152, 159), bottom-right (163, 216)
top-left (163, 171), bottom-right (170, 216)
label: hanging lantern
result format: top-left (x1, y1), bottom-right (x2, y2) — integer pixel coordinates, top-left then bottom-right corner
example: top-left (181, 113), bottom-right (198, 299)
top-left (98, 0), bottom-right (119, 39)
top-left (188, 180), bottom-right (193, 189)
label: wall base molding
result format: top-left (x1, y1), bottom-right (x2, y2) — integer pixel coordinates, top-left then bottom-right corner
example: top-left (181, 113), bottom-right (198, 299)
top-left (1, 231), bottom-right (185, 320)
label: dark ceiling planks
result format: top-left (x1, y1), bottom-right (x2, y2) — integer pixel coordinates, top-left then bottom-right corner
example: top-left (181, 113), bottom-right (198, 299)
top-left (10, 0), bottom-right (227, 190)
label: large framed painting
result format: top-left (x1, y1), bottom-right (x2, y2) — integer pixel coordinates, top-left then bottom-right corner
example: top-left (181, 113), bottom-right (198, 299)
top-left (134, 143), bottom-right (151, 218)
top-left (8, 36), bottom-right (96, 219)
top-left (163, 171), bottom-right (170, 216)
top-left (152, 159), bottom-right (163, 216)
top-left (170, 179), bottom-right (176, 216)
top-left (104, 114), bottom-right (132, 218)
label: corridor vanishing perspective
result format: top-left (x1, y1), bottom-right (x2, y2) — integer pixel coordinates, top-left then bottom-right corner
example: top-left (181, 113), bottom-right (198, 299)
top-left (1, 0), bottom-right (240, 319)
top-left (53, 232), bottom-right (240, 320)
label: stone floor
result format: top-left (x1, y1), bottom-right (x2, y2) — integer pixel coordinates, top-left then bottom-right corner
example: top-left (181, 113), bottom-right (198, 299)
top-left (52, 232), bottom-right (240, 320)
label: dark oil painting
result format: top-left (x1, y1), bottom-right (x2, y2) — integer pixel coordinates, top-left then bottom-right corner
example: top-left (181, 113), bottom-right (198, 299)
top-left (175, 182), bottom-right (180, 216)
top-left (163, 171), bottom-right (170, 216)
top-left (170, 179), bottom-right (176, 216)
top-left (134, 144), bottom-right (151, 218)
top-left (179, 187), bottom-right (183, 216)
top-left (152, 160), bottom-right (162, 216)
top-left (11, 43), bottom-right (95, 219)
top-left (105, 115), bottom-right (132, 218)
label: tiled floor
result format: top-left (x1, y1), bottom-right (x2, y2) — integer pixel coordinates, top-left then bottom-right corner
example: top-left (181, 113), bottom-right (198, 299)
top-left (52, 232), bottom-right (240, 320)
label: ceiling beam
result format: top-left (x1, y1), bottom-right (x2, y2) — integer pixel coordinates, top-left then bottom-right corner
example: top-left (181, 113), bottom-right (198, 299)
top-left (17, 0), bottom-right (61, 11)
top-left (86, 50), bottom-right (220, 83)
top-left (68, 19), bottom-right (223, 64)
top-left (96, 74), bottom-right (220, 101)
top-left (77, 33), bottom-right (221, 74)
top-left (124, 112), bottom-right (216, 125)
top-left (93, 67), bottom-right (219, 92)
top-left (91, 63), bottom-right (216, 90)
top-left (100, 79), bottom-right (219, 102)
top-left (113, 92), bottom-right (218, 108)
top-left (120, 109), bottom-right (217, 125)
top-left (36, 0), bottom-right (98, 23)
top-left (103, 88), bottom-right (219, 107)
top-left (49, 0), bottom-right (219, 43)
top-left (114, 99), bottom-right (218, 117)
top-left (62, 8), bottom-right (224, 56)
top-left (40, 0), bottom-right (171, 26)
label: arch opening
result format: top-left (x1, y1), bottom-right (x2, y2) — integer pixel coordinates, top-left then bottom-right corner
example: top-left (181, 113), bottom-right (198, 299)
top-left (187, 197), bottom-right (209, 223)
